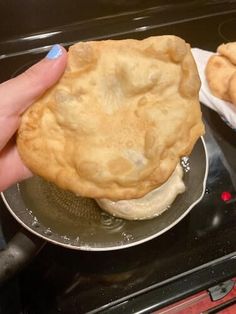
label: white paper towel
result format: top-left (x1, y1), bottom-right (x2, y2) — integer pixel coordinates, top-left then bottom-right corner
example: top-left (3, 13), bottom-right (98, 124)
top-left (191, 48), bottom-right (236, 131)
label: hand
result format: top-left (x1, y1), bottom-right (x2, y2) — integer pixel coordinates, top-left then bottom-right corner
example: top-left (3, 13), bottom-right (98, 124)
top-left (0, 44), bottom-right (67, 192)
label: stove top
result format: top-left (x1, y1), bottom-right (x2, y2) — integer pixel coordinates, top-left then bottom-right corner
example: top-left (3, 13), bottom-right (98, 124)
top-left (1, 1), bottom-right (236, 313)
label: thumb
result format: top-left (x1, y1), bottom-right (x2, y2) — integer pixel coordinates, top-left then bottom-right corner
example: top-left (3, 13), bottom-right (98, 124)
top-left (0, 44), bottom-right (67, 150)
top-left (1, 44), bottom-right (67, 115)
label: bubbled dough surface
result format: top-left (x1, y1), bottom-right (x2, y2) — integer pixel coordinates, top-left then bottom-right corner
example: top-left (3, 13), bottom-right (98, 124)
top-left (17, 36), bottom-right (204, 200)
top-left (217, 42), bottom-right (236, 65)
top-left (205, 42), bottom-right (236, 105)
top-left (96, 163), bottom-right (185, 220)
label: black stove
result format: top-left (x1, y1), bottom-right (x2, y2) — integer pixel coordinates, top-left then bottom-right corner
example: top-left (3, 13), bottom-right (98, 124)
top-left (1, 1), bottom-right (236, 313)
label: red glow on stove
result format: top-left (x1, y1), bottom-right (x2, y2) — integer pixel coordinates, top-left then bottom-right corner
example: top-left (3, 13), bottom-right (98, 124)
top-left (221, 191), bottom-right (232, 202)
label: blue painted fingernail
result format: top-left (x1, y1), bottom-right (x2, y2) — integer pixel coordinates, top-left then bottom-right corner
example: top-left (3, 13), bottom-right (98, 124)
top-left (46, 44), bottom-right (63, 59)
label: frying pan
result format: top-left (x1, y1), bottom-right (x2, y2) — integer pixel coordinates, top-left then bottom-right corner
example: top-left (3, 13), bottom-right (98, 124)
top-left (0, 136), bottom-right (208, 285)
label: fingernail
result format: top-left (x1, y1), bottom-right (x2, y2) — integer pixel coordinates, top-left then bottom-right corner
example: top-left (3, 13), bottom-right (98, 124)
top-left (46, 44), bottom-right (63, 59)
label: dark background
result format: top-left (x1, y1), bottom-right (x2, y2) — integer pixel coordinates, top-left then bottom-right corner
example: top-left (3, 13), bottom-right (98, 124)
top-left (0, 0), bottom-right (224, 40)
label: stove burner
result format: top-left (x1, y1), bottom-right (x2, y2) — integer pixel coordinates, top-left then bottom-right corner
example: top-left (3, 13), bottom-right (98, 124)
top-left (218, 18), bottom-right (236, 42)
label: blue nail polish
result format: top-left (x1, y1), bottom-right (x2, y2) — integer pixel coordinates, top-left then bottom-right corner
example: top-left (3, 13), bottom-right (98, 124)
top-left (46, 44), bottom-right (62, 59)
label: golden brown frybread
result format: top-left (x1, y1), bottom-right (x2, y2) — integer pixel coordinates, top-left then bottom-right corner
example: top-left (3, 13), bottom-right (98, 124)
top-left (205, 42), bottom-right (236, 105)
top-left (17, 36), bottom-right (204, 200)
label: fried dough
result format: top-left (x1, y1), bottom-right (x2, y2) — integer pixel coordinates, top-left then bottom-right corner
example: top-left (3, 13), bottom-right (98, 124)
top-left (217, 42), bottom-right (236, 65)
top-left (229, 72), bottom-right (236, 105)
top-left (205, 55), bottom-right (236, 102)
top-left (17, 36), bottom-right (204, 200)
top-left (205, 42), bottom-right (236, 105)
top-left (96, 163), bottom-right (185, 220)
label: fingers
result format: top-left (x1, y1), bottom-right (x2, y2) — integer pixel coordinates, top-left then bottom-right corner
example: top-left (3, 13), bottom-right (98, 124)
top-left (0, 44), bottom-right (67, 150)
top-left (0, 140), bottom-right (32, 192)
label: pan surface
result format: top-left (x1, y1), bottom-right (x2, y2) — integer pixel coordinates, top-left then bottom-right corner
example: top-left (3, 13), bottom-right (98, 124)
top-left (1, 137), bottom-right (208, 251)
